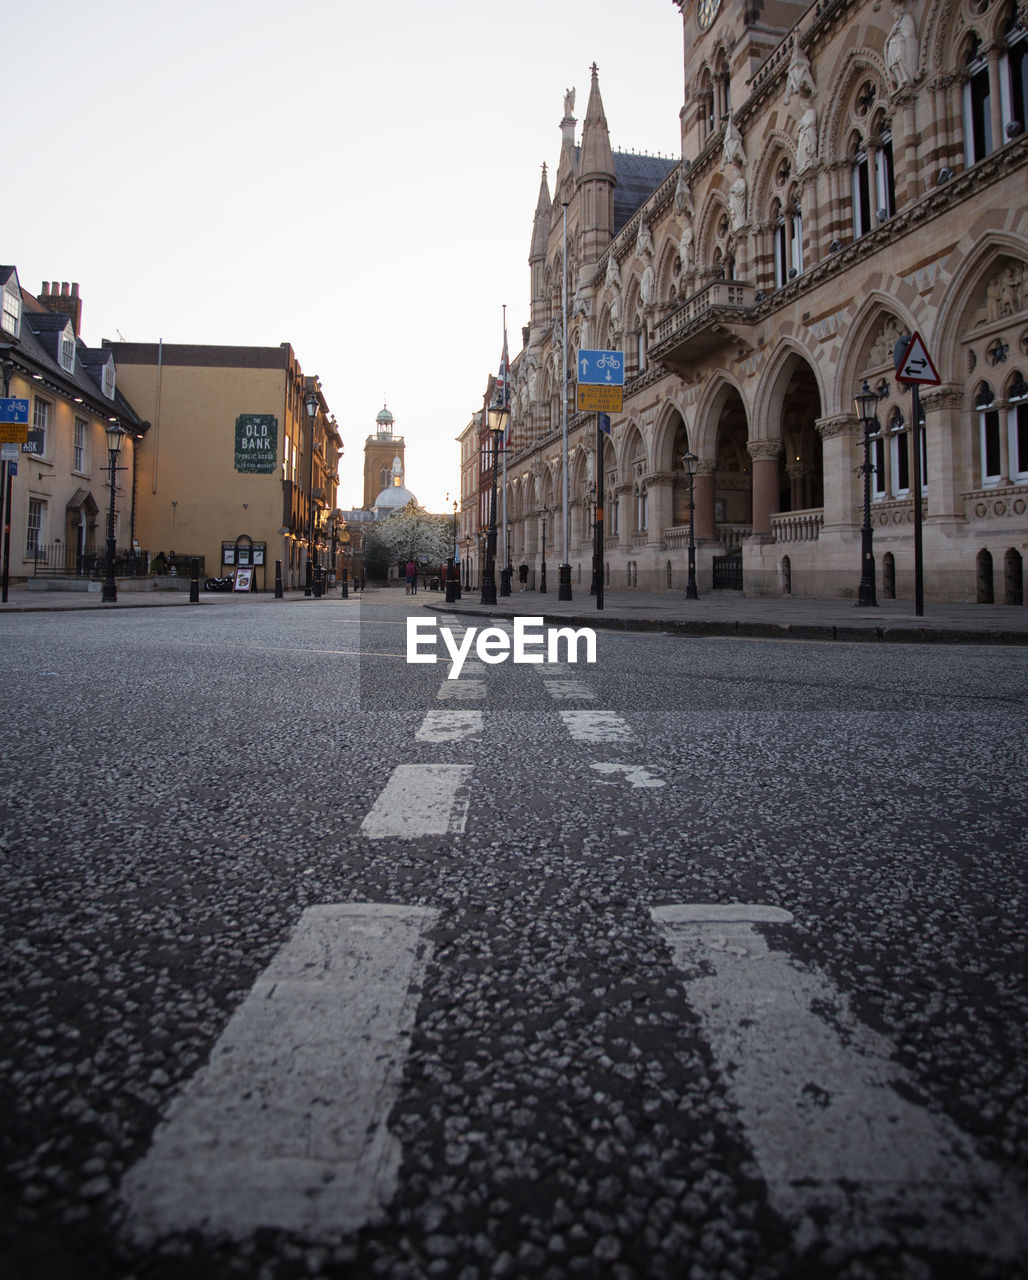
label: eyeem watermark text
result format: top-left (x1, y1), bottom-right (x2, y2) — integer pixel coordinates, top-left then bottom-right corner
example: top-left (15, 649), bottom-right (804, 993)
top-left (407, 617), bottom-right (597, 679)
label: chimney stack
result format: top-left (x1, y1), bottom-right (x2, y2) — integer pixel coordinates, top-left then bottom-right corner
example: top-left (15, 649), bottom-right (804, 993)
top-left (37, 278), bottom-right (83, 337)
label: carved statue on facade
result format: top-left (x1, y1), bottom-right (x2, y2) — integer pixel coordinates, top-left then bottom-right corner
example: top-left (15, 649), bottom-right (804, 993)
top-left (605, 253), bottom-right (621, 290)
top-left (674, 166), bottom-right (693, 217)
top-left (783, 43), bottom-right (817, 105)
top-left (640, 263), bottom-right (656, 307)
top-left (636, 218), bottom-right (654, 259)
top-left (797, 104), bottom-right (819, 171)
top-left (886, 2), bottom-right (918, 91)
top-left (729, 169), bottom-right (748, 231)
top-left (679, 216), bottom-right (695, 268)
top-left (722, 111), bottom-right (747, 169)
top-left (563, 86), bottom-right (576, 117)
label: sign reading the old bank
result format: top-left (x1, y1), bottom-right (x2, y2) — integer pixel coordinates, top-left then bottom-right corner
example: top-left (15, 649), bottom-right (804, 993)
top-left (234, 414), bottom-right (278, 473)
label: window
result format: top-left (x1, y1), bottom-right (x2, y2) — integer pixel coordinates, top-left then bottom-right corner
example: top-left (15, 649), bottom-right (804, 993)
top-left (102, 360), bottom-right (115, 400)
top-left (74, 418), bottom-right (87, 473)
top-left (59, 323), bottom-right (76, 373)
top-left (1008, 373), bottom-right (1028, 480)
top-left (31, 397), bottom-right (50, 458)
top-left (26, 498), bottom-right (44, 557)
top-left (851, 134), bottom-right (872, 238)
top-left (976, 382), bottom-right (1002, 482)
top-left (1000, 18), bottom-right (1027, 136)
top-left (1, 285), bottom-right (21, 338)
top-left (963, 36), bottom-right (994, 163)
top-left (888, 406), bottom-right (910, 493)
top-left (874, 126), bottom-right (896, 218)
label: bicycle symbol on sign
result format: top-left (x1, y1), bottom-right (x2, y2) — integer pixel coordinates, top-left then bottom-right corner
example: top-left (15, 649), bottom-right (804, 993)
top-left (578, 349), bottom-right (625, 386)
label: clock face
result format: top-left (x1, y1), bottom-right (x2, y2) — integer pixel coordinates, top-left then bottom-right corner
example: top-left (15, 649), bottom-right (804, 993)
top-left (698, 0), bottom-right (721, 30)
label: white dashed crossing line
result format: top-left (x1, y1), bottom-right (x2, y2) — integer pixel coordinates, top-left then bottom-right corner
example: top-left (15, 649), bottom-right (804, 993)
top-left (436, 680), bottom-right (487, 701)
top-left (591, 762), bottom-right (664, 788)
top-left (651, 903), bottom-right (1026, 1261)
top-left (543, 679), bottom-right (595, 700)
top-left (361, 764), bottom-right (473, 837)
top-left (120, 903), bottom-right (438, 1243)
top-left (416, 710), bottom-right (484, 742)
top-left (560, 710), bottom-right (631, 742)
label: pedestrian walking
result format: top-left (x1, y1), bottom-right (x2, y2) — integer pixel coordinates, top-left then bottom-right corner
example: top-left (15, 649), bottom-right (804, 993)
top-left (406, 559), bottom-right (417, 595)
top-left (518, 562), bottom-right (529, 591)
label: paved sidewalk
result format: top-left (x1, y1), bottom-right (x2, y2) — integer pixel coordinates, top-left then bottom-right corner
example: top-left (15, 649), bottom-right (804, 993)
top-left (431, 585), bottom-right (1028, 646)
top-left (2, 580), bottom-right (1025, 644)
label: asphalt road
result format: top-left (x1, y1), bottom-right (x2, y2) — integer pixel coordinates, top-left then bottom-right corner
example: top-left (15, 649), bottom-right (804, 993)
top-left (1, 597), bottom-right (1025, 1280)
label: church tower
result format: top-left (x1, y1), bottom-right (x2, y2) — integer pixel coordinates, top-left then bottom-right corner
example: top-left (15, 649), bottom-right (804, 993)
top-left (362, 403), bottom-right (405, 510)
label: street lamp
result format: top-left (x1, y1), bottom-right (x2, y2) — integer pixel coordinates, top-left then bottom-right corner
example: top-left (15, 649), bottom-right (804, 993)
top-left (101, 421), bottom-right (128, 604)
top-left (305, 390), bottom-right (318, 597)
top-left (446, 497), bottom-right (460, 603)
top-left (853, 380), bottom-right (879, 607)
top-left (539, 512), bottom-right (547, 593)
top-left (481, 401), bottom-right (508, 605)
top-left (683, 451), bottom-right (698, 600)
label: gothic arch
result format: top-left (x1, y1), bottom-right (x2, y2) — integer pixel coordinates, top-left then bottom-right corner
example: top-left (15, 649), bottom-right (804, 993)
top-left (752, 131), bottom-right (800, 215)
top-left (932, 231), bottom-right (1028, 373)
top-left (696, 189), bottom-right (732, 271)
top-left (652, 398), bottom-right (694, 471)
top-left (691, 373), bottom-right (750, 458)
top-left (753, 339), bottom-right (826, 434)
top-left (836, 290), bottom-right (920, 411)
top-left (822, 48), bottom-right (890, 164)
top-left (618, 420), bottom-right (648, 477)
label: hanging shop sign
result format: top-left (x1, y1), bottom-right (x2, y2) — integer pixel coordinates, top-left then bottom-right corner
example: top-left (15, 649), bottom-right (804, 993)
top-left (234, 414), bottom-right (278, 473)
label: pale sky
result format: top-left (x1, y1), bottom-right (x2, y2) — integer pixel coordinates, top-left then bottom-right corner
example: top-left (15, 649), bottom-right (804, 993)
top-left (7, 0), bottom-right (684, 512)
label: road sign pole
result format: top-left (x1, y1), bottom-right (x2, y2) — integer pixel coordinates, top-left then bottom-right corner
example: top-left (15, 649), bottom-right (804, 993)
top-left (595, 414), bottom-right (604, 611)
top-left (912, 383), bottom-right (924, 617)
top-left (1, 460), bottom-right (11, 604)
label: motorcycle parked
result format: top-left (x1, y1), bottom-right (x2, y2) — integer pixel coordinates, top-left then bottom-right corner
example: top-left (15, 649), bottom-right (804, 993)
top-left (203, 575), bottom-right (234, 592)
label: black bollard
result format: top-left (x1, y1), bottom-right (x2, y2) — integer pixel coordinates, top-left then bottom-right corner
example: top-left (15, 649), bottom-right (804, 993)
top-left (189, 557), bottom-right (199, 604)
top-left (341, 570), bottom-right (349, 599)
top-left (274, 560), bottom-right (283, 598)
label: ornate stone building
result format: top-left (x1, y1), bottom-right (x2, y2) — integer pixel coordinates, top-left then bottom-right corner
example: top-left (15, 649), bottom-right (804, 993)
top-left (501, 0), bottom-right (1027, 602)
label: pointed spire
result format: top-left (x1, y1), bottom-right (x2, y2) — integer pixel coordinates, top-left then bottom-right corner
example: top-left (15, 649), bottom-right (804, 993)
top-left (580, 62), bottom-right (614, 181)
top-left (530, 163), bottom-right (552, 260)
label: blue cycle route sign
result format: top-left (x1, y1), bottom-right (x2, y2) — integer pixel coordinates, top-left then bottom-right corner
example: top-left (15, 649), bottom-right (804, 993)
top-left (0, 398), bottom-right (30, 424)
top-left (578, 350), bottom-right (624, 386)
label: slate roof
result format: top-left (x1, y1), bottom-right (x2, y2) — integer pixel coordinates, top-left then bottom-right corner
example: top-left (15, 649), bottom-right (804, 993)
top-left (612, 152), bottom-right (678, 234)
top-left (0, 268), bottom-right (146, 430)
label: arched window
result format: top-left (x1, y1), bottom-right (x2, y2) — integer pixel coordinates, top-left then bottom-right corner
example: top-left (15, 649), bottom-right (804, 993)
top-left (963, 34), bottom-right (994, 163)
top-left (885, 399), bottom-right (927, 497)
top-left (873, 112), bottom-right (896, 219)
top-left (771, 180), bottom-right (803, 288)
top-left (1001, 13), bottom-right (1027, 137)
top-left (715, 49), bottom-right (731, 123)
top-left (1006, 371), bottom-right (1028, 480)
top-left (698, 67), bottom-right (715, 144)
top-left (851, 130), bottom-right (872, 239)
top-left (976, 381), bottom-right (1001, 482)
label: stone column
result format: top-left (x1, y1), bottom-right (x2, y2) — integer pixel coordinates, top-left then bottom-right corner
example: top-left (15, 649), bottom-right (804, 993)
top-left (747, 440), bottom-right (783, 535)
top-left (920, 384), bottom-right (967, 523)
top-left (694, 459), bottom-right (717, 540)
top-left (816, 414), bottom-right (862, 528)
top-left (646, 473), bottom-right (676, 547)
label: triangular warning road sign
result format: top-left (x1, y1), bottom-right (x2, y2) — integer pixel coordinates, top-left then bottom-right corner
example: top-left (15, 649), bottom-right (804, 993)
top-left (895, 331), bottom-right (941, 385)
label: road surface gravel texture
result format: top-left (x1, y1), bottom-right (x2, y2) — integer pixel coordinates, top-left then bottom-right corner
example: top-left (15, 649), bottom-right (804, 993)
top-left (0, 594), bottom-right (1025, 1280)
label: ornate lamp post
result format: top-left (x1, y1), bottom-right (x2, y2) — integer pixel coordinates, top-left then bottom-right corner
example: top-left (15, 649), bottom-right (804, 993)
top-left (481, 402), bottom-right (509, 605)
top-left (101, 421), bottom-right (128, 604)
top-left (853, 380), bottom-right (879, 607)
top-left (683, 451), bottom-right (698, 600)
top-left (539, 512), bottom-right (547, 593)
top-left (304, 390), bottom-right (318, 597)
